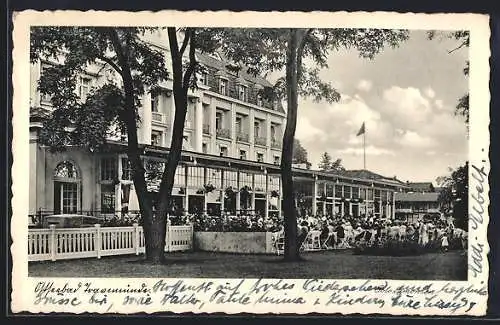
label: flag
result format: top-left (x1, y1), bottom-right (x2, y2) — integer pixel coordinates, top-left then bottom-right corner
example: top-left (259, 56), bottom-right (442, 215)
top-left (356, 122), bottom-right (366, 136)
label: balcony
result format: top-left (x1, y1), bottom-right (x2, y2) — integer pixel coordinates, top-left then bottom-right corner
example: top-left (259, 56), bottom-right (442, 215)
top-left (216, 128), bottom-right (231, 139)
top-left (152, 112), bottom-right (164, 123)
top-left (271, 139), bottom-right (282, 149)
top-left (236, 132), bottom-right (249, 143)
top-left (254, 136), bottom-right (267, 146)
top-left (396, 208), bottom-right (413, 213)
top-left (202, 124), bottom-right (210, 135)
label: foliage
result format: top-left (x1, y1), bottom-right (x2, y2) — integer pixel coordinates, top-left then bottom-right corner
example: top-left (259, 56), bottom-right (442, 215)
top-left (428, 30), bottom-right (470, 126)
top-left (31, 27), bottom-right (169, 152)
top-left (436, 162), bottom-right (469, 229)
top-left (292, 138), bottom-right (311, 168)
top-left (318, 152), bottom-right (333, 170)
top-left (318, 152), bottom-right (345, 172)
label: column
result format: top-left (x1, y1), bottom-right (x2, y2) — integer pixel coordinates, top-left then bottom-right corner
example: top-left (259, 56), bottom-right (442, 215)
top-left (140, 88), bottom-right (152, 145)
top-left (265, 173), bottom-right (269, 219)
top-left (230, 103), bottom-right (236, 157)
top-left (236, 171), bottom-right (241, 214)
top-left (312, 177), bottom-right (317, 216)
top-left (210, 98), bottom-right (217, 155)
top-left (184, 165), bottom-right (189, 216)
top-left (116, 156), bottom-right (123, 214)
top-left (251, 174), bottom-right (256, 214)
top-left (266, 113), bottom-right (272, 163)
top-left (203, 167), bottom-right (208, 213)
top-left (278, 177), bottom-right (282, 219)
top-left (249, 109), bottom-right (255, 159)
top-left (392, 192), bottom-right (396, 219)
top-left (220, 170), bottom-right (225, 213)
top-left (194, 97), bottom-right (203, 152)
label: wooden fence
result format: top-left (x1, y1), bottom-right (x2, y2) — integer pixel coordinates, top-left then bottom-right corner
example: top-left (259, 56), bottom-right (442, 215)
top-left (28, 224), bottom-right (193, 262)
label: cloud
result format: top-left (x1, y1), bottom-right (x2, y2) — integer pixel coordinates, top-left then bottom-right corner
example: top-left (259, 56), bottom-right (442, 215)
top-left (295, 116), bottom-right (326, 141)
top-left (434, 99), bottom-right (444, 110)
top-left (424, 87), bottom-right (436, 99)
top-left (356, 79), bottom-right (373, 92)
top-left (396, 130), bottom-right (437, 148)
top-left (339, 145), bottom-right (396, 156)
top-left (381, 86), bottom-right (432, 130)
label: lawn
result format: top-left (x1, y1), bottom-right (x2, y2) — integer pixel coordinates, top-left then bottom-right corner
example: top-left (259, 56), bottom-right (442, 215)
top-left (28, 250), bottom-right (467, 280)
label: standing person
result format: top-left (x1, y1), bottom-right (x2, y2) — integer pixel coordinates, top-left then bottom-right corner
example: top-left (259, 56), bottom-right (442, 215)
top-left (441, 232), bottom-right (449, 252)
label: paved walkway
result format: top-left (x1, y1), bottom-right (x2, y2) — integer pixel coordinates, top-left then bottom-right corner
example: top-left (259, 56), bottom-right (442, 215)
top-left (28, 249), bottom-right (467, 280)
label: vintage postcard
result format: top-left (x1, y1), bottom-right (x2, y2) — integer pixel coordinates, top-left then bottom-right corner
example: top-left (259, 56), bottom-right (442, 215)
top-left (11, 10), bottom-right (490, 316)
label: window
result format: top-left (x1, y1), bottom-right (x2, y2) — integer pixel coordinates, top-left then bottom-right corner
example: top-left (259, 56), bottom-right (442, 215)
top-left (254, 174), bottom-right (266, 192)
top-left (174, 165), bottom-right (186, 186)
top-left (151, 131), bottom-right (162, 146)
top-left (202, 143), bottom-right (208, 154)
top-left (78, 76), bottom-right (92, 99)
top-left (335, 185), bottom-right (343, 198)
top-left (151, 93), bottom-right (159, 112)
top-left (223, 170), bottom-right (238, 188)
top-left (219, 78), bottom-right (228, 96)
top-left (274, 156), bottom-right (280, 165)
top-left (54, 161), bottom-right (79, 179)
top-left (61, 183), bottom-right (78, 214)
top-left (257, 94), bottom-right (263, 107)
top-left (235, 116), bottom-right (242, 134)
top-left (206, 168), bottom-right (222, 188)
top-left (220, 146), bottom-right (228, 157)
top-left (257, 152), bottom-right (264, 162)
top-left (270, 124), bottom-right (277, 142)
top-left (239, 150), bottom-right (247, 160)
top-left (101, 184), bottom-right (116, 213)
top-left (121, 158), bottom-right (133, 180)
top-left (199, 71), bottom-right (208, 86)
top-left (238, 84), bottom-right (247, 101)
top-left (254, 121), bottom-right (260, 137)
top-left (187, 166), bottom-right (204, 188)
top-left (215, 111), bottom-right (223, 130)
top-left (100, 157), bottom-right (117, 181)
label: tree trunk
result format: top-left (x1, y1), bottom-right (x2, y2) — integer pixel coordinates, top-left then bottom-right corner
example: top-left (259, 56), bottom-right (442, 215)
top-left (107, 28), bottom-right (160, 262)
top-left (282, 29), bottom-right (301, 261)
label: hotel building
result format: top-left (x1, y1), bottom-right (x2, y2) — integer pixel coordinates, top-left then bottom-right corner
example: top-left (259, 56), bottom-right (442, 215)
top-left (28, 30), bottom-right (408, 222)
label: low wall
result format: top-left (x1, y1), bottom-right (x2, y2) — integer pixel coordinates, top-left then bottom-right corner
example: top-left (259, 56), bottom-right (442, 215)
top-left (194, 232), bottom-right (275, 254)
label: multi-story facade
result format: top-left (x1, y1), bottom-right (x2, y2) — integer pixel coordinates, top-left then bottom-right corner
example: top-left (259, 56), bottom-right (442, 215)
top-left (394, 192), bottom-right (441, 223)
top-left (28, 30), bottom-right (408, 222)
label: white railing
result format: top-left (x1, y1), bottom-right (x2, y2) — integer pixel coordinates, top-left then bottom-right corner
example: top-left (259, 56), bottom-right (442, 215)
top-left (28, 224), bottom-right (193, 262)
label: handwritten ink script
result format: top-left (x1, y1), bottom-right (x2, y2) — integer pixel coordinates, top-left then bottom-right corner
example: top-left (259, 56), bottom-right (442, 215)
top-left (30, 279), bottom-right (488, 315)
top-left (469, 161), bottom-right (488, 278)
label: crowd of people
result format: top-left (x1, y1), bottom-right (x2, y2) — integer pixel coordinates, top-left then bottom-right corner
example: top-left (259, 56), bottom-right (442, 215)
top-left (280, 213), bottom-right (468, 252)
top-left (100, 211), bottom-right (467, 253)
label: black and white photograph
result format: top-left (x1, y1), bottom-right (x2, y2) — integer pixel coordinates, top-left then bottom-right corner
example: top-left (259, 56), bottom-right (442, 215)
top-left (11, 11), bottom-right (490, 316)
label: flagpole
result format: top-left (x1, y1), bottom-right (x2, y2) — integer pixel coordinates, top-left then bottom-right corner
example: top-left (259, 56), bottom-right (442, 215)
top-left (363, 127), bottom-right (366, 170)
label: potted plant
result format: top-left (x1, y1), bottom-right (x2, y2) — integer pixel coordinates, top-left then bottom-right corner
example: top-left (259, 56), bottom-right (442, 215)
top-left (271, 190), bottom-right (279, 198)
top-left (204, 183), bottom-right (216, 193)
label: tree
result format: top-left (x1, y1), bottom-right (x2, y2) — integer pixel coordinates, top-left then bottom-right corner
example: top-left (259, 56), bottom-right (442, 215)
top-left (31, 27), bottom-right (215, 263)
top-left (428, 31), bottom-right (469, 126)
top-left (318, 152), bottom-right (333, 170)
top-left (330, 158), bottom-right (346, 173)
top-left (436, 162), bottom-right (468, 230)
top-left (210, 28), bottom-right (409, 261)
top-left (292, 138), bottom-right (311, 169)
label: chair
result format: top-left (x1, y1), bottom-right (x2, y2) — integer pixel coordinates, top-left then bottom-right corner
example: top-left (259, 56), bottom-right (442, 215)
top-left (322, 231), bottom-right (337, 250)
top-left (301, 230), bottom-right (321, 251)
top-left (273, 232), bottom-right (285, 255)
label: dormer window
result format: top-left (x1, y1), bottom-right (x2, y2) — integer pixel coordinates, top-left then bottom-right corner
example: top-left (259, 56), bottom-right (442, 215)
top-left (218, 78), bottom-right (228, 96)
top-left (237, 84), bottom-right (247, 101)
top-left (257, 94), bottom-right (263, 107)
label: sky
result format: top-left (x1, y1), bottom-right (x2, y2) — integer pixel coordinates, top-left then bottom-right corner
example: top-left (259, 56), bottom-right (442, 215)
top-left (274, 30), bottom-right (469, 184)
